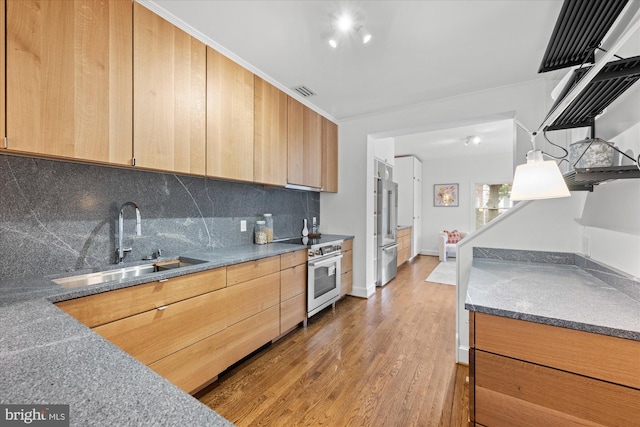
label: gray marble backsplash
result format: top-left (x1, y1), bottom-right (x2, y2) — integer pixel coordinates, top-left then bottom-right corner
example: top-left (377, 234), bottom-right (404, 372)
top-left (0, 154), bottom-right (319, 280)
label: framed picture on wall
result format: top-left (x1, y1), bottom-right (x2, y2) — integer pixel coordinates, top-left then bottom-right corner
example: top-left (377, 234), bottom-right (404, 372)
top-left (434, 183), bottom-right (459, 207)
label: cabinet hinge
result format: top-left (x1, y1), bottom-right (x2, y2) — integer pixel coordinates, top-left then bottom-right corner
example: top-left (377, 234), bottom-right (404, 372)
top-left (3, 137), bottom-right (7, 149)
top-left (131, 157), bottom-right (136, 166)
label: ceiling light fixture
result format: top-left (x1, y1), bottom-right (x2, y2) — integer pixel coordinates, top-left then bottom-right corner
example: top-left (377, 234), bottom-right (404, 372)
top-left (465, 135), bottom-right (481, 146)
top-left (337, 13), bottom-right (353, 32)
top-left (357, 26), bottom-right (372, 44)
top-left (328, 11), bottom-right (372, 48)
top-left (510, 131), bottom-right (571, 201)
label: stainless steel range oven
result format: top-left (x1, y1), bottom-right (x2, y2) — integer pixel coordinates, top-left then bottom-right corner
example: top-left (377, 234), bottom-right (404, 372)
top-left (278, 236), bottom-right (344, 319)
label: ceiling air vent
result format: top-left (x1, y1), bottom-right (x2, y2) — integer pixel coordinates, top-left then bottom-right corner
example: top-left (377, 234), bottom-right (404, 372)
top-left (293, 85), bottom-right (316, 97)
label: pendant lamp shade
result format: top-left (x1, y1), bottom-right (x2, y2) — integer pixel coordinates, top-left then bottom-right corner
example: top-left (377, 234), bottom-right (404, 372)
top-left (511, 150), bottom-right (571, 201)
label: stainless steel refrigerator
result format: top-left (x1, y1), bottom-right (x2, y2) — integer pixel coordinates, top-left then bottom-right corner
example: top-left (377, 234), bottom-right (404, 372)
top-left (376, 162), bottom-right (398, 286)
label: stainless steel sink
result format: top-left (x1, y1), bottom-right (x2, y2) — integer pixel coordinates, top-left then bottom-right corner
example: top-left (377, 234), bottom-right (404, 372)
top-left (52, 259), bottom-right (205, 289)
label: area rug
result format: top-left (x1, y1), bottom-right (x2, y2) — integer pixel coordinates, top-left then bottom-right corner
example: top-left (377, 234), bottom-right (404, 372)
top-left (425, 261), bottom-right (456, 285)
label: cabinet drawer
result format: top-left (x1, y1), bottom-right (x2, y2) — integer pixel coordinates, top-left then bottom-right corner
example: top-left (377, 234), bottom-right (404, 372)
top-left (280, 293), bottom-right (306, 333)
top-left (397, 228), bottom-right (411, 238)
top-left (475, 350), bottom-right (640, 427)
top-left (148, 328), bottom-right (227, 395)
top-left (340, 269), bottom-right (352, 297)
top-left (226, 272), bottom-right (280, 326)
top-left (227, 256), bottom-right (280, 286)
top-left (474, 312), bottom-right (640, 389)
top-left (342, 250), bottom-right (353, 273)
top-left (280, 249), bottom-right (306, 270)
top-left (93, 288), bottom-right (227, 365)
top-left (281, 264), bottom-right (306, 301)
top-left (341, 239), bottom-right (353, 251)
top-left (56, 267), bottom-right (226, 328)
top-left (225, 305), bottom-right (280, 368)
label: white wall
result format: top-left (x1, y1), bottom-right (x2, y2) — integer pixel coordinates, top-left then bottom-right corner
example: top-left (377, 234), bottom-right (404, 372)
top-left (456, 193), bottom-right (587, 362)
top-left (373, 137), bottom-right (395, 166)
top-left (420, 153), bottom-right (513, 255)
top-left (320, 79), bottom-right (549, 299)
top-left (579, 84), bottom-right (640, 278)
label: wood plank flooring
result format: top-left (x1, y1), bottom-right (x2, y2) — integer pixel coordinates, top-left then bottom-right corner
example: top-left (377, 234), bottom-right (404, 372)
top-left (197, 255), bottom-right (469, 426)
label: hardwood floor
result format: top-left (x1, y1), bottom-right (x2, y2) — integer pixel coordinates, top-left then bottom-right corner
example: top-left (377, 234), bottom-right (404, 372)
top-left (197, 255), bottom-right (469, 426)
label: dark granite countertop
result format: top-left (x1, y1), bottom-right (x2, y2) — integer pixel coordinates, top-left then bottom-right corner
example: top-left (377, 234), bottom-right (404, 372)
top-left (0, 238), bottom-right (350, 427)
top-left (465, 257), bottom-right (640, 341)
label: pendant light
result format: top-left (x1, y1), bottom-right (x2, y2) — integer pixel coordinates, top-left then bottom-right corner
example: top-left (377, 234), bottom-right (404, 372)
top-left (511, 132), bottom-right (571, 201)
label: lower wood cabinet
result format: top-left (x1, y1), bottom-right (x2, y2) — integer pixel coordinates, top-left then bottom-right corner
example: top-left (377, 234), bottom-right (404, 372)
top-left (148, 328), bottom-right (227, 394)
top-left (93, 287), bottom-right (227, 365)
top-left (56, 250), bottom-right (309, 394)
top-left (279, 250), bottom-right (307, 333)
top-left (397, 227), bottom-right (412, 267)
top-left (340, 239), bottom-right (353, 297)
top-left (469, 312), bottom-right (640, 426)
top-left (225, 305), bottom-right (280, 368)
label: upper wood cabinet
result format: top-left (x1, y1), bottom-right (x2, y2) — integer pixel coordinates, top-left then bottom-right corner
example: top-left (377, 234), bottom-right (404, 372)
top-left (288, 97), bottom-right (322, 188)
top-left (207, 48), bottom-right (254, 182)
top-left (133, 3), bottom-right (206, 175)
top-left (6, 0), bottom-right (132, 164)
top-left (321, 117), bottom-right (338, 192)
top-left (254, 77), bottom-right (287, 186)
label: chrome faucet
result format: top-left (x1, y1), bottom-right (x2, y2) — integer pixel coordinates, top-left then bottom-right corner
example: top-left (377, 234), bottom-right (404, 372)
top-left (116, 202), bottom-right (141, 264)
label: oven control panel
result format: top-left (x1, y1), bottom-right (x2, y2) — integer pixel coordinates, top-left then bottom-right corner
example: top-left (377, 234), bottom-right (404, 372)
top-left (308, 244), bottom-right (342, 259)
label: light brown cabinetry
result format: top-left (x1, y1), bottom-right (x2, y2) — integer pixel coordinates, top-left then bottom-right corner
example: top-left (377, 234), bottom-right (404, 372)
top-left (288, 98), bottom-right (322, 188)
top-left (340, 239), bottom-right (353, 297)
top-left (6, 0), bottom-right (132, 164)
top-left (93, 288), bottom-right (227, 365)
top-left (207, 47), bottom-right (255, 182)
top-left (280, 250), bottom-right (307, 333)
top-left (56, 251), bottom-right (311, 394)
top-left (397, 227), bottom-right (412, 267)
top-left (322, 117), bottom-right (339, 193)
top-left (55, 267), bottom-right (226, 328)
top-left (133, 3), bottom-right (206, 175)
top-left (254, 77), bottom-right (288, 186)
top-left (469, 312), bottom-right (640, 426)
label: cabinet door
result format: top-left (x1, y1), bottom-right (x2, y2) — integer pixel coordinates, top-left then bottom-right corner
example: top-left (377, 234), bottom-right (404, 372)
top-left (207, 47), bottom-right (254, 182)
top-left (133, 3), bottom-right (205, 175)
top-left (322, 117), bottom-right (338, 192)
top-left (6, 0), bottom-right (132, 164)
top-left (224, 305), bottom-right (280, 368)
top-left (287, 97), bottom-right (321, 188)
top-left (94, 287), bottom-right (227, 365)
top-left (226, 272), bottom-right (280, 326)
top-left (303, 106), bottom-right (322, 188)
top-left (148, 328), bottom-right (227, 394)
top-left (254, 77), bottom-right (287, 186)
top-left (287, 97), bottom-right (304, 185)
top-left (56, 267), bottom-right (226, 328)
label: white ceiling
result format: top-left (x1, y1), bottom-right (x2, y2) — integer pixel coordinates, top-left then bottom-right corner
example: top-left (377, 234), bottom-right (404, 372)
top-left (394, 118), bottom-right (515, 160)
top-left (149, 0), bottom-right (564, 121)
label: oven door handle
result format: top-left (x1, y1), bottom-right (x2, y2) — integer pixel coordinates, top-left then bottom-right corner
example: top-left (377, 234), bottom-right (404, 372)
top-left (382, 244), bottom-right (399, 251)
top-left (308, 254), bottom-right (343, 267)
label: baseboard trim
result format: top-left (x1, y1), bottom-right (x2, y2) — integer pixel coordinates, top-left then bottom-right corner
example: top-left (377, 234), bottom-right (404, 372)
top-left (421, 249), bottom-right (439, 256)
top-left (458, 346), bottom-right (469, 364)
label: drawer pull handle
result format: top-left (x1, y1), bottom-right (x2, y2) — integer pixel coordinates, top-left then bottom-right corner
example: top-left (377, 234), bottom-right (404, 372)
top-left (158, 279), bottom-right (169, 283)
top-left (157, 305), bottom-right (168, 311)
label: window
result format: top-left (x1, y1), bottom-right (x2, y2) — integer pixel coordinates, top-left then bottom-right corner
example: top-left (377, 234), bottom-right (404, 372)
top-left (475, 184), bottom-right (513, 229)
